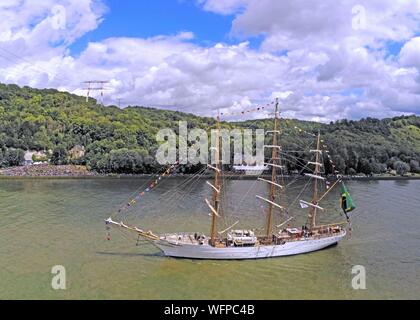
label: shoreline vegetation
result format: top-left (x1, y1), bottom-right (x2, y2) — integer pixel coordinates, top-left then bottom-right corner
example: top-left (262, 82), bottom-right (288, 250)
top-left (0, 84), bottom-right (419, 177)
top-left (1, 164), bottom-right (419, 180)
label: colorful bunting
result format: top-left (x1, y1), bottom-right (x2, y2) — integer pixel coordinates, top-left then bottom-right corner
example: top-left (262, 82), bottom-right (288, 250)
top-left (220, 101), bottom-right (275, 117)
top-left (289, 122), bottom-right (341, 174)
top-left (117, 163), bottom-right (180, 213)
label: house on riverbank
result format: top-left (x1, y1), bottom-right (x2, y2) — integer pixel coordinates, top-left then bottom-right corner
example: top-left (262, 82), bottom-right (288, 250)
top-left (69, 145), bottom-right (85, 160)
top-left (23, 151), bottom-right (49, 165)
top-left (24, 152), bottom-right (33, 165)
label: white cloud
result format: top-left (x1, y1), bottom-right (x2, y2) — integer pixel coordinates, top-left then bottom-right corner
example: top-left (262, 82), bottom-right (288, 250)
top-left (0, 0), bottom-right (106, 88)
top-left (400, 37), bottom-right (420, 70)
top-left (0, 0), bottom-right (420, 122)
top-left (198, 0), bottom-right (247, 15)
top-left (201, 0), bottom-right (420, 119)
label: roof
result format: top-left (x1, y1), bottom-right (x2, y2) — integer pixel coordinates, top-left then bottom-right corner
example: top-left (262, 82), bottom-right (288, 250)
top-left (70, 145), bottom-right (85, 151)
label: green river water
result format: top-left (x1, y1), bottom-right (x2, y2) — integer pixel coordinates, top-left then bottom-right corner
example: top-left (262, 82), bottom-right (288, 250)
top-left (0, 178), bottom-right (419, 299)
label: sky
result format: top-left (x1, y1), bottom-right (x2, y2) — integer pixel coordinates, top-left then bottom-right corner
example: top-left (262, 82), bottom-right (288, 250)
top-left (0, 0), bottom-right (420, 122)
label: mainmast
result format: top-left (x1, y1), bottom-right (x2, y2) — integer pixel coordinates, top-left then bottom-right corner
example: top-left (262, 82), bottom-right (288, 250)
top-left (309, 132), bottom-right (322, 229)
top-left (256, 99), bottom-right (284, 240)
top-left (207, 111), bottom-right (222, 246)
top-left (265, 99), bottom-right (280, 237)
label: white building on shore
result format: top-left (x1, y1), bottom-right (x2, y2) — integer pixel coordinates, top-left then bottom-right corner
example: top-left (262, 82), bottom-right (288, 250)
top-left (23, 151), bottom-right (48, 166)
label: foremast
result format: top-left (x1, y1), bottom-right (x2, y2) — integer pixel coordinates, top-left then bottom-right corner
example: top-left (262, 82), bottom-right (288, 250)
top-left (266, 98), bottom-right (280, 237)
top-left (206, 111), bottom-right (222, 247)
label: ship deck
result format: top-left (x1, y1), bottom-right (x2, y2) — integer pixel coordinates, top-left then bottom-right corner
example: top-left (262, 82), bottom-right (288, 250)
top-left (159, 227), bottom-right (345, 247)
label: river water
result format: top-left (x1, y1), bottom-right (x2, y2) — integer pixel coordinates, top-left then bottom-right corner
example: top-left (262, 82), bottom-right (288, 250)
top-left (0, 178), bottom-right (419, 299)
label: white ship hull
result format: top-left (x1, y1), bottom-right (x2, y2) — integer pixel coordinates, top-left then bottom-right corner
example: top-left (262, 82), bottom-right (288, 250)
top-left (154, 231), bottom-right (346, 260)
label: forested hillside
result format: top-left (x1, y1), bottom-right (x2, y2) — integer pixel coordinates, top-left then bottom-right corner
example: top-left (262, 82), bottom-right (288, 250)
top-left (0, 83), bottom-right (419, 175)
top-left (237, 116), bottom-right (420, 176)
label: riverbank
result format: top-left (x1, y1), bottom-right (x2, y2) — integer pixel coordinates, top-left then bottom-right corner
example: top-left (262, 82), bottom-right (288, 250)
top-left (0, 164), bottom-right (97, 177)
top-left (1, 164), bottom-right (420, 180)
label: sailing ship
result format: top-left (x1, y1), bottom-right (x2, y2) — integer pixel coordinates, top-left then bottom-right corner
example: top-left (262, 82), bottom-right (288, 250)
top-left (106, 99), bottom-right (356, 260)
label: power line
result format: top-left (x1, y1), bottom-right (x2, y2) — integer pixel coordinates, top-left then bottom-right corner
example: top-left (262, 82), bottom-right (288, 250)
top-left (82, 80), bottom-right (110, 104)
top-left (0, 46), bottom-right (74, 85)
top-left (117, 98), bottom-right (123, 108)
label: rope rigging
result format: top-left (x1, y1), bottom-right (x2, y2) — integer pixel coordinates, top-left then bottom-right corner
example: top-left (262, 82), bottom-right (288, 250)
top-left (107, 100), bottom-right (354, 244)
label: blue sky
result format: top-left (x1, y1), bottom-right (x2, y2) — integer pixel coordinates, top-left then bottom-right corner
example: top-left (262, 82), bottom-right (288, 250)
top-left (69, 0), bottom-right (245, 55)
top-left (1, 0), bottom-right (419, 121)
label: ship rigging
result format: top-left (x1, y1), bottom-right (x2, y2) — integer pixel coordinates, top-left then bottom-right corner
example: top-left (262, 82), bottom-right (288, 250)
top-left (105, 99), bottom-right (356, 259)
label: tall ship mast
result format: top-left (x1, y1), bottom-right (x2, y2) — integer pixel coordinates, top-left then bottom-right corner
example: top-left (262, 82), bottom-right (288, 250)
top-left (105, 100), bottom-right (356, 260)
top-left (309, 132), bottom-right (322, 230)
top-left (208, 111), bottom-right (222, 247)
top-left (266, 99), bottom-right (280, 238)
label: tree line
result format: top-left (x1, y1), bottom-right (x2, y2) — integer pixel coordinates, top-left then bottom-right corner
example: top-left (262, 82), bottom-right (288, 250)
top-left (0, 83), bottom-right (419, 175)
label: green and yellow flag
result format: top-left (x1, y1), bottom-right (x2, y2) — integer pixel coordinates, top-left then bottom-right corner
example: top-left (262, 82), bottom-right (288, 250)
top-left (340, 182), bottom-right (356, 216)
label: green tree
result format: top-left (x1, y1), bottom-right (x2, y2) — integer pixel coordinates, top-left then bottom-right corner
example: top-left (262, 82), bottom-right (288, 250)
top-left (409, 160), bottom-right (419, 173)
top-left (358, 158), bottom-right (372, 175)
top-left (393, 161), bottom-right (410, 176)
top-left (0, 83), bottom-right (419, 174)
top-left (51, 146), bottom-right (68, 165)
top-left (347, 168), bottom-right (357, 175)
top-left (3, 149), bottom-right (24, 166)
top-left (108, 149), bottom-right (144, 174)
